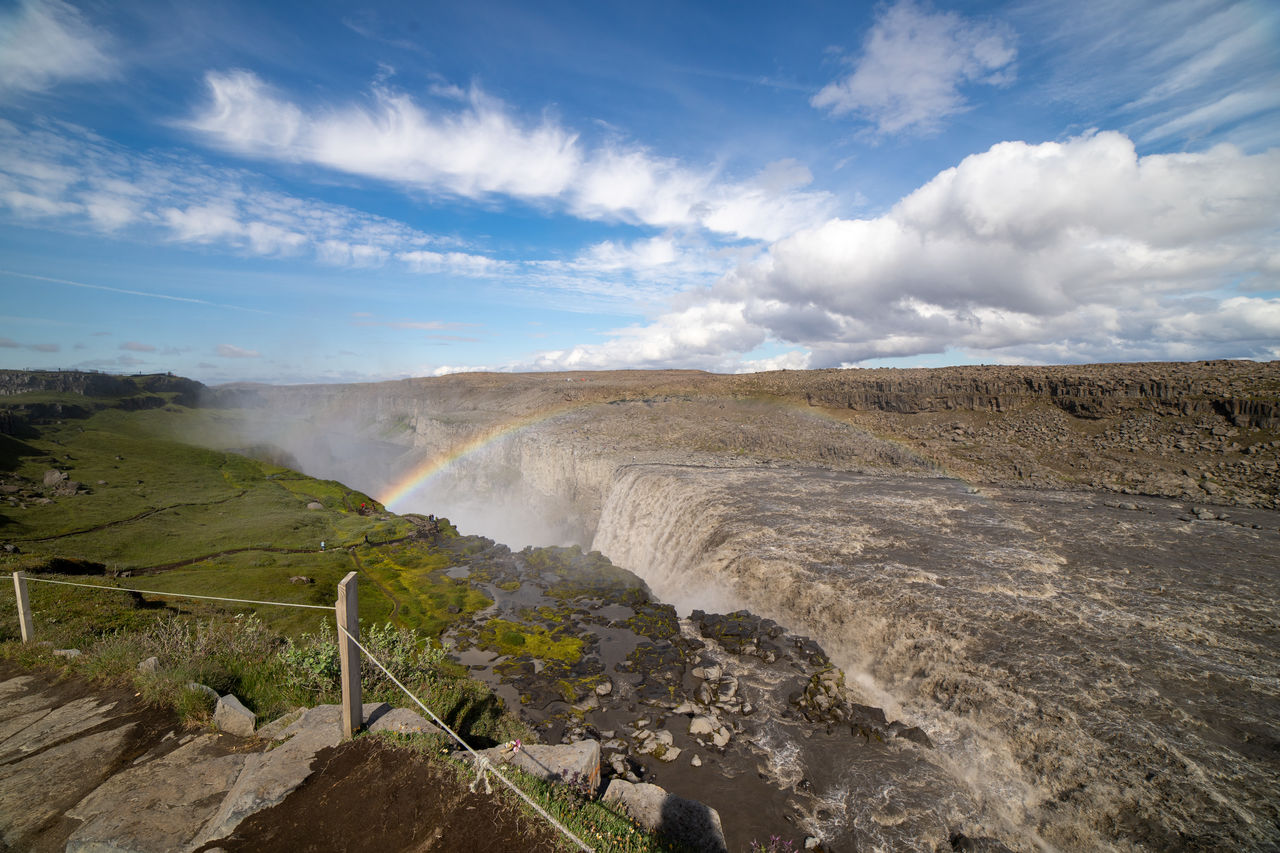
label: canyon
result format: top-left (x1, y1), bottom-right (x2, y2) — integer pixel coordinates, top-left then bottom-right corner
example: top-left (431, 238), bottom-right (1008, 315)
top-left (206, 361), bottom-right (1280, 851)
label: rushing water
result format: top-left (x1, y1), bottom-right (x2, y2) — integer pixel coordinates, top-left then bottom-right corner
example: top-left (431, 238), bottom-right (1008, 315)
top-left (591, 465), bottom-right (1280, 851)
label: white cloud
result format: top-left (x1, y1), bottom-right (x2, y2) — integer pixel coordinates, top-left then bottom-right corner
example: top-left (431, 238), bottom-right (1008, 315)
top-left (216, 344), bottom-right (260, 358)
top-left (183, 71), bottom-right (835, 241)
top-left (0, 0), bottom-right (116, 96)
top-left (396, 250), bottom-right (512, 276)
top-left (0, 120), bottom-right (506, 274)
top-left (812, 0), bottom-right (1016, 135)
top-left (1033, 0), bottom-right (1280, 151)
top-left (529, 132), bottom-right (1280, 370)
top-left (120, 341), bottom-right (156, 352)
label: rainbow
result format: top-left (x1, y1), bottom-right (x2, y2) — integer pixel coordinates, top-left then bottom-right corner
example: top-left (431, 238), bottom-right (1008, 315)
top-left (377, 396), bottom-right (980, 511)
top-left (378, 403), bottom-right (582, 509)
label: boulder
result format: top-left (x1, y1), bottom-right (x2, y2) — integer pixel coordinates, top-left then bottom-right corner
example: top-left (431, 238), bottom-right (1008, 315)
top-left (602, 779), bottom-right (727, 853)
top-left (214, 695), bottom-right (256, 738)
top-left (689, 716), bottom-right (717, 737)
top-left (137, 656), bottom-right (160, 674)
top-left (472, 739), bottom-right (601, 792)
top-left (366, 707), bottom-right (441, 736)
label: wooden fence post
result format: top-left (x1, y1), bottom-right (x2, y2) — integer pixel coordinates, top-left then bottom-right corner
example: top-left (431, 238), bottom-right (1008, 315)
top-left (13, 572), bottom-right (33, 643)
top-left (336, 571), bottom-right (361, 738)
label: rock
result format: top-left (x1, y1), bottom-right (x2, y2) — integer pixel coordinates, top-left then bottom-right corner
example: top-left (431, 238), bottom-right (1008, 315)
top-left (595, 679), bottom-right (613, 696)
top-left (602, 779), bottom-right (727, 853)
top-left (196, 703), bottom-right (387, 845)
top-left (366, 706), bottom-right (441, 736)
top-left (690, 754), bottom-right (702, 767)
top-left (671, 701), bottom-right (700, 716)
top-left (186, 682), bottom-right (219, 704)
top-left (214, 694), bottom-right (256, 737)
top-left (255, 708), bottom-right (305, 740)
top-left (0, 695), bottom-right (120, 763)
top-left (42, 469), bottom-right (67, 486)
top-left (137, 656), bottom-right (160, 674)
top-left (656, 745), bottom-right (682, 762)
top-left (306, 501), bottom-right (323, 510)
top-left (712, 726), bottom-right (731, 748)
top-left (53, 648), bottom-right (81, 658)
top-left (0, 723), bottom-right (136, 849)
top-left (473, 739), bottom-right (602, 792)
top-left (64, 734), bottom-right (247, 853)
top-left (805, 837), bottom-right (820, 849)
top-left (288, 575), bottom-right (314, 584)
top-left (689, 716), bottom-right (717, 736)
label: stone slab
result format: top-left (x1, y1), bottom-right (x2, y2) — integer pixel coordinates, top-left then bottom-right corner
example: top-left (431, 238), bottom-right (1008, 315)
top-left (0, 723), bottom-right (136, 849)
top-left (367, 706), bottom-right (442, 736)
top-left (65, 734), bottom-right (248, 853)
top-left (603, 779), bottom-right (727, 853)
top-left (0, 695), bottom-right (119, 762)
top-left (193, 703), bottom-right (387, 846)
top-left (473, 739), bottom-right (601, 792)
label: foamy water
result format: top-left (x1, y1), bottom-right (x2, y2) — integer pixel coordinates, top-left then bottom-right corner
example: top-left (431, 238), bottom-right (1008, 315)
top-left (592, 465), bottom-right (1280, 851)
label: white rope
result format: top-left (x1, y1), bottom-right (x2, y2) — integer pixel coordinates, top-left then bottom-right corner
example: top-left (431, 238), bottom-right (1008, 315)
top-left (336, 622), bottom-right (595, 853)
top-left (21, 576), bottom-right (332, 610)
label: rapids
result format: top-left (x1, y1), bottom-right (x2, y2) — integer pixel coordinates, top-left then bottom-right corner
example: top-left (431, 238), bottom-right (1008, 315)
top-left (590, 465), bottom-right (1280, 851)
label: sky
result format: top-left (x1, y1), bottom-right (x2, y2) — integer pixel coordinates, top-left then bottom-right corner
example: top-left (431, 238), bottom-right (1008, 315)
top-left (0, 0), bottom-right (1277, 384)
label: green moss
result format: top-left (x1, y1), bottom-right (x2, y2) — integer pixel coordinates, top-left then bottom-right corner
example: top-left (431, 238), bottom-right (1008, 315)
top-left (478, 618), bottom-right (583, 664)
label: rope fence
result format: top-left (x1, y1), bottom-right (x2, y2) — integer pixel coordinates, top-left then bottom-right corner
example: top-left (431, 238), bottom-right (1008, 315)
top-left (338, 621), bottom-right (595, 853)
top-left (19, 576), bottom-right (333, 610)
top-left (7, 569), bottom-right (595, 853)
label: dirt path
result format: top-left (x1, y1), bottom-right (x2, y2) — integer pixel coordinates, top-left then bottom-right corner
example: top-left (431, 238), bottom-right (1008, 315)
top-left (10, 491), bottom-right (248, 543)
top-left (348, 548), bottom-right (402, 622)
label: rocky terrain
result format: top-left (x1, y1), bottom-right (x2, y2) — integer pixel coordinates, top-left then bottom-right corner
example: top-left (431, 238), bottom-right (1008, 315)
top-left (212, 360), bottom-right (1280, 513)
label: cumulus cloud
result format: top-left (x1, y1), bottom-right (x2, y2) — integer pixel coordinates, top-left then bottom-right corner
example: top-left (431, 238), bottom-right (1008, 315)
top-left (812, 0), bottom-right (1016, 135)
top-left (216, 344), bottom-right (260, 358)
top-left (183, 71), bottom-right (835, 241)
top-left (529, 132), bottom-right (1280, 370)
top-left (0, 0), bottom-right (116, 97)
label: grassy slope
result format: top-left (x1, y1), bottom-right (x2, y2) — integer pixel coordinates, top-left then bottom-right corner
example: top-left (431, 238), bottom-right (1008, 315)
top-left (0, 381), bottom-right (684, 852)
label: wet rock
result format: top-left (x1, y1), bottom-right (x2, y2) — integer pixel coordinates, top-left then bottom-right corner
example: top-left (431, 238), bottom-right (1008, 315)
top-left (950, 832), bottom-right (1017, 852)
top-left (603, 779), bottom-right (727, 853)
top-left (888, 721), bottom-right (933, 747)
top-left (689, 716), bottom-right (717, 737)
top-left (214, 695), bottom-right (255, 737)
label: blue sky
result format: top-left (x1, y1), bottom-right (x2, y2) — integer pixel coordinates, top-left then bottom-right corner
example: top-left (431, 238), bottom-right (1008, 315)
top-left (1, 0), bottom-right (1277, 384)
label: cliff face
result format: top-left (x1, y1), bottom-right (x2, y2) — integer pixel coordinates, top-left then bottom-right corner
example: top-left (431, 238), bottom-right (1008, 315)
top-left (730, 361), bottom-right (1280, 428)
top-left (216, 360), bottom-right (1280, 512)
top-left (0, 370), bottom-right (205, 405)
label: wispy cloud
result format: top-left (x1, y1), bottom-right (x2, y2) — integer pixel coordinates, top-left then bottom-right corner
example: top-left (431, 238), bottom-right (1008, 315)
top-left (0, 0), bottom-right (117, 97)
top-left (216, 344), bottom-right (260, 358)
top-left (182, 71), bottom-right (836, 241)
top-left (119, 341), bottom-right (156, 352)
top-left (0, 269), bottom-right (271, 314)
top-left (0, 120), bottom-right (505, 278)
top-left (1029, 0), bottom-right (1280, 150)
top-left (812, 0), bottom-right (1016, 136)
